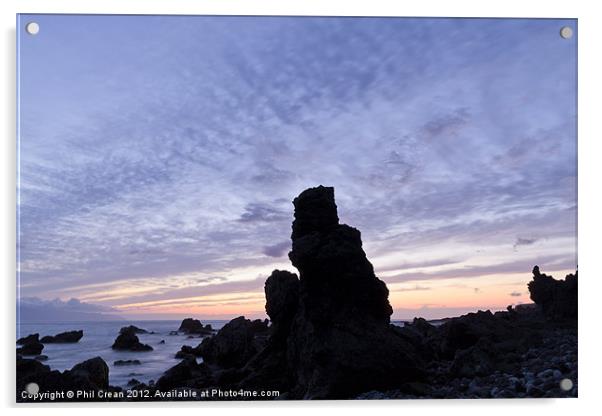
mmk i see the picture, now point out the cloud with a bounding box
[385,254,576,284]
[18,297,122,322]
[238,203,290,223]
[262,241,291,258]
[392,285,431,292]
[509,291,522,297]
[513,237,538,250]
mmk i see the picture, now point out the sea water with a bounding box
[17,320,226,388]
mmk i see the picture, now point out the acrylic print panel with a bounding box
[16,15,577,402]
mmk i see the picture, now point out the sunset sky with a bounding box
[18,15,577,321]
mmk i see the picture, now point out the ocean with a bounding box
[17,320,228,388]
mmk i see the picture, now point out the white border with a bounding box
[2,1,600,414]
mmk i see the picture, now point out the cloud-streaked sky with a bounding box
[18,15,577,320]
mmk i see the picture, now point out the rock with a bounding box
[17,333,39,345]
[283,186,423,398]
[156,357,214,390]
[159,340,165,344]
[526,384,544,398]
[264,270,299,343]
[69,357,110,390]
[17,356,110,402]
[114,359,142,366]
[169,331,179,336]
[450,340,496,377]
[197,316,269,368]
[17,340,44,356]
[111,328,153,351]
[119,325,148,335]
[40,330,83,343]
[178,318,214,335]
[528,266,577,319]
[175,344,202,359]
[127,378,141,387]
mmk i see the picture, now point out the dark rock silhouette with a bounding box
[16,334,44,356]
[196,316,269,368]
[40,330,83,343]
[283,186,423,398]
[111,326,153,351]
[178,318,214,335]
[114,359,142,366]
[17,356,110,402]
[119,325,148,335]
[156,357,214,391]
[17,333,39,345]
[528,266,578,319]
[264,270,299,343]
[289,186,393,323]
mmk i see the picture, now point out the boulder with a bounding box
[17,333,39,345]
[114,359,142,366]
[197,316,269,368]
[264,270,299,343]
[40,330,83,343]
[17,356,110,402]
[156,356,214,390]
[119,325,148,335]
[528,266,578,319]
[69,357,110,390]
[111,328,153,351]
[178,318,214,335]
[17,340,44,356]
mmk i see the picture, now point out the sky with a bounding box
[17,15,577,321]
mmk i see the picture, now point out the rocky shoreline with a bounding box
[17,186,577,401]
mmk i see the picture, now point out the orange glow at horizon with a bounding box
[109,268,575,320]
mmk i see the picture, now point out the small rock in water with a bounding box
[114,359,142,366]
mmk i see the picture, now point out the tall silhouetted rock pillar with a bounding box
[285,185,422,398]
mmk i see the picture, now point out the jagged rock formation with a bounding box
[528,266,578,319]
[282,186,423,398]
[178,318,214,335]
[119,325,148,334]
[16,333,44,356]
[111,326,153,351]
[196,317,269,368]
[17,356,110,402]
[40,330,83,343]
[17,333,39,345]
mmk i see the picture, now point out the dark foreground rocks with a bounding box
[17,333,39,345]
[111,326,153,351]
[359,307,577,399]
[17,356,113,402]
[528,266,577,319]
[16,333,44,356]
[41,330,83,343]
